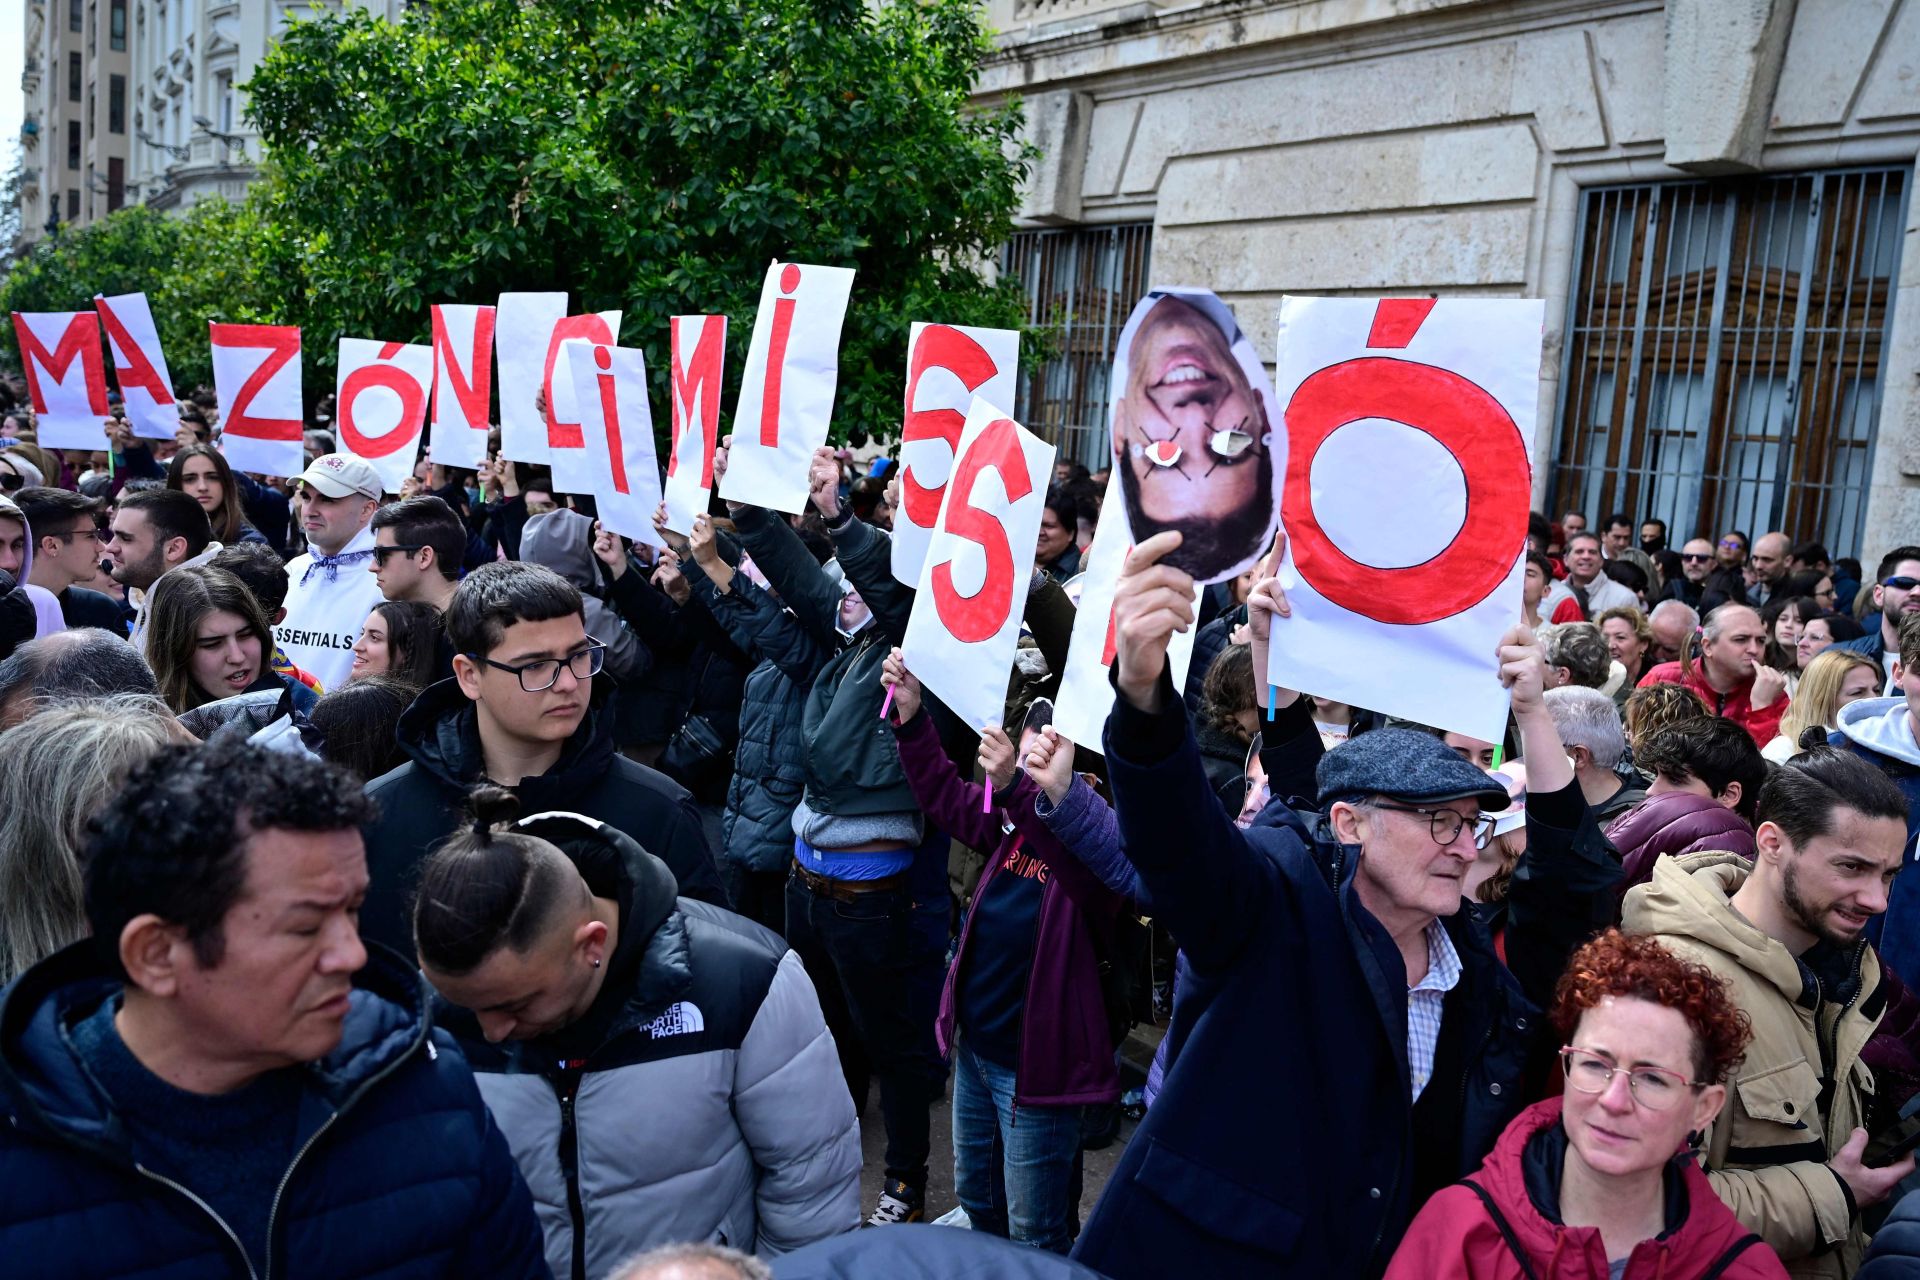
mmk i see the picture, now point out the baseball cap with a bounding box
[299,453,384,501]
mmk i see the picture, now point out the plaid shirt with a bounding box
[1406,919,1462,1102]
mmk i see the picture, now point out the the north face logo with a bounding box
[644,1001,705,1038]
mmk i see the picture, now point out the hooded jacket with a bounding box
[0,940,548,1280]
[1385,1098,1785,1280]
[0,494,67,640]
[358,678,722,953]
[1831,698,1920,980]
[1623,853,1885,1276]
[276,527,372,693]
[1638,661,1788,750]
[437,815,859,1278]
[1606,791,1757,893]
[519,510,648,686]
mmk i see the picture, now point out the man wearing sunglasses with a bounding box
[1624,750,1912,1275]
[1834,546,1920,693]
[10,487,125,637]
[357,560,721,954]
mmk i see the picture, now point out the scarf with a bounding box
[301,548,376,585]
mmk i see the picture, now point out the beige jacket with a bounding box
[1623,851,1882,1278]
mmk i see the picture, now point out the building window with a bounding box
[67,121,81,170]
[110,0,126,50]
[1000,223,1155,469]
[1551,168,1908,558]
[88,1,97,55]
[67,189,79,219]
[217,73,235,134]
[70,0,82,32]
[108,157,125,211]
[87,89,95,139]
[68,51,81,102]
[109,75,125,134]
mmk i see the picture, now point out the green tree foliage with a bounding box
[244,0,1031,440]
[0,200,288,394]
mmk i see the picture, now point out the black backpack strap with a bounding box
[1458,1179,1542,1280]
[1701,1233,1765,1280]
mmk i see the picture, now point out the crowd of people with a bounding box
[6,377,1920,1280]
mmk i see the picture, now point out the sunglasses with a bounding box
[1680,552,1713,563]
[1885,577,1920,592]
[1719,539,1745,549]
[371,543,428,566]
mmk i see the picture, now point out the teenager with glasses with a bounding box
[358,560,721,954]
[1386,930,1785,1279]
[8,487,125,636]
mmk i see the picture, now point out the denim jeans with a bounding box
[785,871,943,1190]
[951,1039,1083,1253]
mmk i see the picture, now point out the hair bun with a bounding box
[467,784,522,836]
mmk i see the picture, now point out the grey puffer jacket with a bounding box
[437,815,859,1278]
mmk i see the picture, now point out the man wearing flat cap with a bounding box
[1070,532,1615,1280]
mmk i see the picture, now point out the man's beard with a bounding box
[1782,858,1862,949]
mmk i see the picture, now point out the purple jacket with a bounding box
[893,711,1123,1107]
[1605,789,1756,892]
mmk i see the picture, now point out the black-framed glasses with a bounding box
[1680,552,1713,563]
[371,544,429,566]
[467,640,606,692]
[1560,1047,1704,1110]
[1368,802,1496,849]
[49,526,109,544]
[1883,576,1920,592]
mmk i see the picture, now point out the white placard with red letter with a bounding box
[495,292,567,464]
[94,293,178,441]
[664,314,725,535]
[210,323,304,478]
[10,311,110,449]
[902,398,1054,734]
[335,338,433,496]
[429,303,496,469]
[719,260,855,514]
[1052,480,1202,751]
[564,340,666,551]
[1266,296,1542,742]
[542,311,622,493]
[893,323,1020,586]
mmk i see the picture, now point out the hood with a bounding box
[1621,852,1805,1002]
[0,494,63,641]
[1838,696,1920,768]
[0,937,432,1160]
[394,675,615,803]
[518,508,600,591]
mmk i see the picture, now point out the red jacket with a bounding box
[1385,1098,1787,1280]
[1637,661,1787,749]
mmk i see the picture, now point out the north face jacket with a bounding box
[436,816,860,1278]
[1624,852,1885,1276]
[0,940,548,1280]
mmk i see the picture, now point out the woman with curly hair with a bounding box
[1386,930,1785,1279]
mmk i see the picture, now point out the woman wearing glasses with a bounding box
[1387,928,1786,1279]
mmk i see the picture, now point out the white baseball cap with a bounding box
[299,453,384,501]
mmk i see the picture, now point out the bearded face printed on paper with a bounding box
[1113,294,1277,583]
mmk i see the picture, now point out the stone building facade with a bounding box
[17,0,134,251]
[980,0,1920,559]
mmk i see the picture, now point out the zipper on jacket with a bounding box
[134,1163,259,1280]
[1816,941,1869,1111]
[557,1080,588,1280]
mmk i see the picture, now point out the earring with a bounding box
[592,958,601,969]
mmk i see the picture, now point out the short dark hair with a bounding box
[311,676,416,783]
[847,476,888,522]
[1602,559,1648,596]
[446,560,582,657]
[1528,511,1552,547]
[210,542,292,615]
[0,630,157,717]
[1782,569,1832,603]
[1758,746,1909,849]
[412,786,581,976]
[1567,530,1602,552]
[1637,717,1769,823]
[84,738,373,974]
[1604,513,1632,533]
[1042,485,1077,532]
[1877,546,1920,581]
[1788,541,1831,569]
[12,485,100,542]
[1641,518,1668,537]
[370,495,466,583]
[1525,550,1554,581]
[116,488,213,559]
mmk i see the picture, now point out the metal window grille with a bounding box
[999,223,1154,471]
[1549,168,1909,556]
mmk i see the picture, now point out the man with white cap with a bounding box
[276,453,386,691]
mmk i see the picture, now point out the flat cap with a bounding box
[1315,727,1512,812]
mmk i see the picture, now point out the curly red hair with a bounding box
[1551,929,1752,1084]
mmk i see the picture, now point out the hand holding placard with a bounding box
[880,647,923,725]
[978,726,1019,793]
[1110,531,1199,714]
[809,446,841,518]
[1023,726,1076,806]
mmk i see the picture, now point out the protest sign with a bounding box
[1052,479,1202,750]
[564,341,665,550]
[901,399,1054,733]
[336,338,433,495]
[10,311,109,450]
[495,292,566,463]
[542,312,622,494]
[892,323,1020,586]
[429,303,496,469]
[719,261,855,513]
[210,323,304,478]
[94,293,178,441]
[663,314,725,535]
[1266,296,1541,742]
[1106,288,1281,587]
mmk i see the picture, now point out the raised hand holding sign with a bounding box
[564,341,666,550]
[892,322,1019,585]
[664,315,726,535]
[94,293,178,441]
[428,303,496,469]
[336,338,433,495]
[10,311,109,450]
[210,322,304,478]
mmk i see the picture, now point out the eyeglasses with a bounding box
[371,544,428,566]
[50,526,109,544]
[1560,1047,1704,1110]
[1883,576,1920,592]
[1680,552,1713,563]
[467,640,606,692]
[1368,802,1496,849]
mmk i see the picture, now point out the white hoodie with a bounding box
[1835,695,1920,768]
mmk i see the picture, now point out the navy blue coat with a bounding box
[1072,677,1543,1280]
[0,941,551,1280]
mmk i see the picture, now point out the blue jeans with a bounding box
[951,1039,1082,1253]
